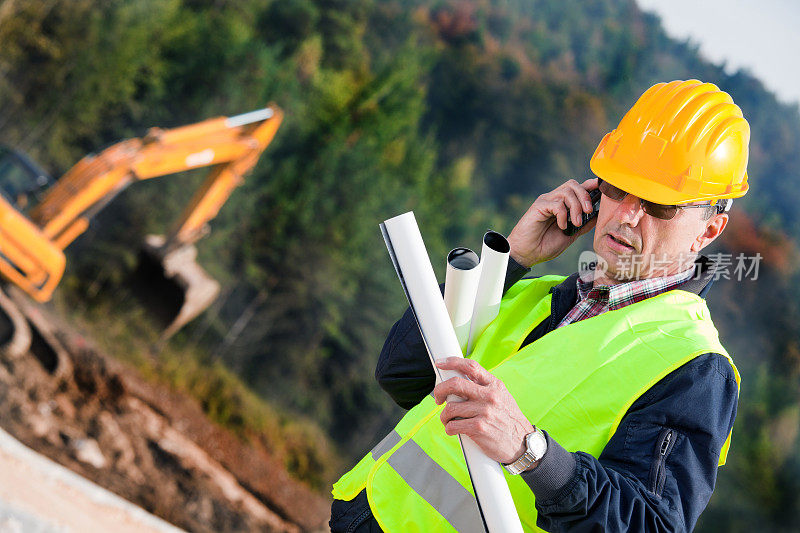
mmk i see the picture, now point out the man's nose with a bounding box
[615,193,646,226]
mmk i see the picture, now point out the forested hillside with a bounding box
[1,0,799,530]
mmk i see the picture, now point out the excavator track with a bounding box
[2,286,73,380]
[0,287,31,359]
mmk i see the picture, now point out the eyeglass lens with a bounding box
[597,179,678,220]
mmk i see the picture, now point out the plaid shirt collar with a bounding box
[577,266,695,308]
[557,265,695,328]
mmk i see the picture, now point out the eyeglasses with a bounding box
[597,178,718,220]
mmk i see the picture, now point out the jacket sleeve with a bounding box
[375,256,530,409]
[522,353,739,532]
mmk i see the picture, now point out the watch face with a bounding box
[527,430,547,461]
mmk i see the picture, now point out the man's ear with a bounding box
[692,213,729,252]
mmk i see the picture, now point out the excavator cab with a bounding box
[0,147,65,357]
[0,145,54,211]
[0,146,66,302]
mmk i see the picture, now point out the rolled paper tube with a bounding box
[444,247,481,355]
[380,212,523,533]
[466,231,510,356]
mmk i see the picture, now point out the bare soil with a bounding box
[0,299,330,532]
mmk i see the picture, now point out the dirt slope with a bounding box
[0,297,330,532]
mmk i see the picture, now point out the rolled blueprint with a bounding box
[380,212,523,533]
[444,248,481,355]
[466,231,510,355]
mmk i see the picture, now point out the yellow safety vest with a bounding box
[333,276,739,532]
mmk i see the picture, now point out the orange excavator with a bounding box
[0,105,283,355]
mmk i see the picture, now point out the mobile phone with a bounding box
[563,188,601,236]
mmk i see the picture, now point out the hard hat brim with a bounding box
[590,156,748,205]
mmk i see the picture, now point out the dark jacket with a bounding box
[374,255,738,532]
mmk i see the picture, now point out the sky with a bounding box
[636,0,800,106]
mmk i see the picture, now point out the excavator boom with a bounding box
[30,106,282,252]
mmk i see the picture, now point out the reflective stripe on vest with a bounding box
[371,430,401,460]
[333,275,738,532]
[387,438,484,533]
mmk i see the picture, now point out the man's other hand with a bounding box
[507,177,598,267]
[433,357,534,465]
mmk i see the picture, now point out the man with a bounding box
[330,79,748,532]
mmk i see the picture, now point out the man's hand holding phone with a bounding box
[507,178,599,268]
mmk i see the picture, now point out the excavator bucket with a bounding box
[133,235,220,340]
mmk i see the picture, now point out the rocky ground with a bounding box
[0,292,330,532]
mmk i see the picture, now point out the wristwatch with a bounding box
[503,427,548,475]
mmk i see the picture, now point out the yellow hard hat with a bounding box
[590,79,750,205]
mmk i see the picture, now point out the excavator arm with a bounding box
[0,106,282,343]
[30,106,282,252]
